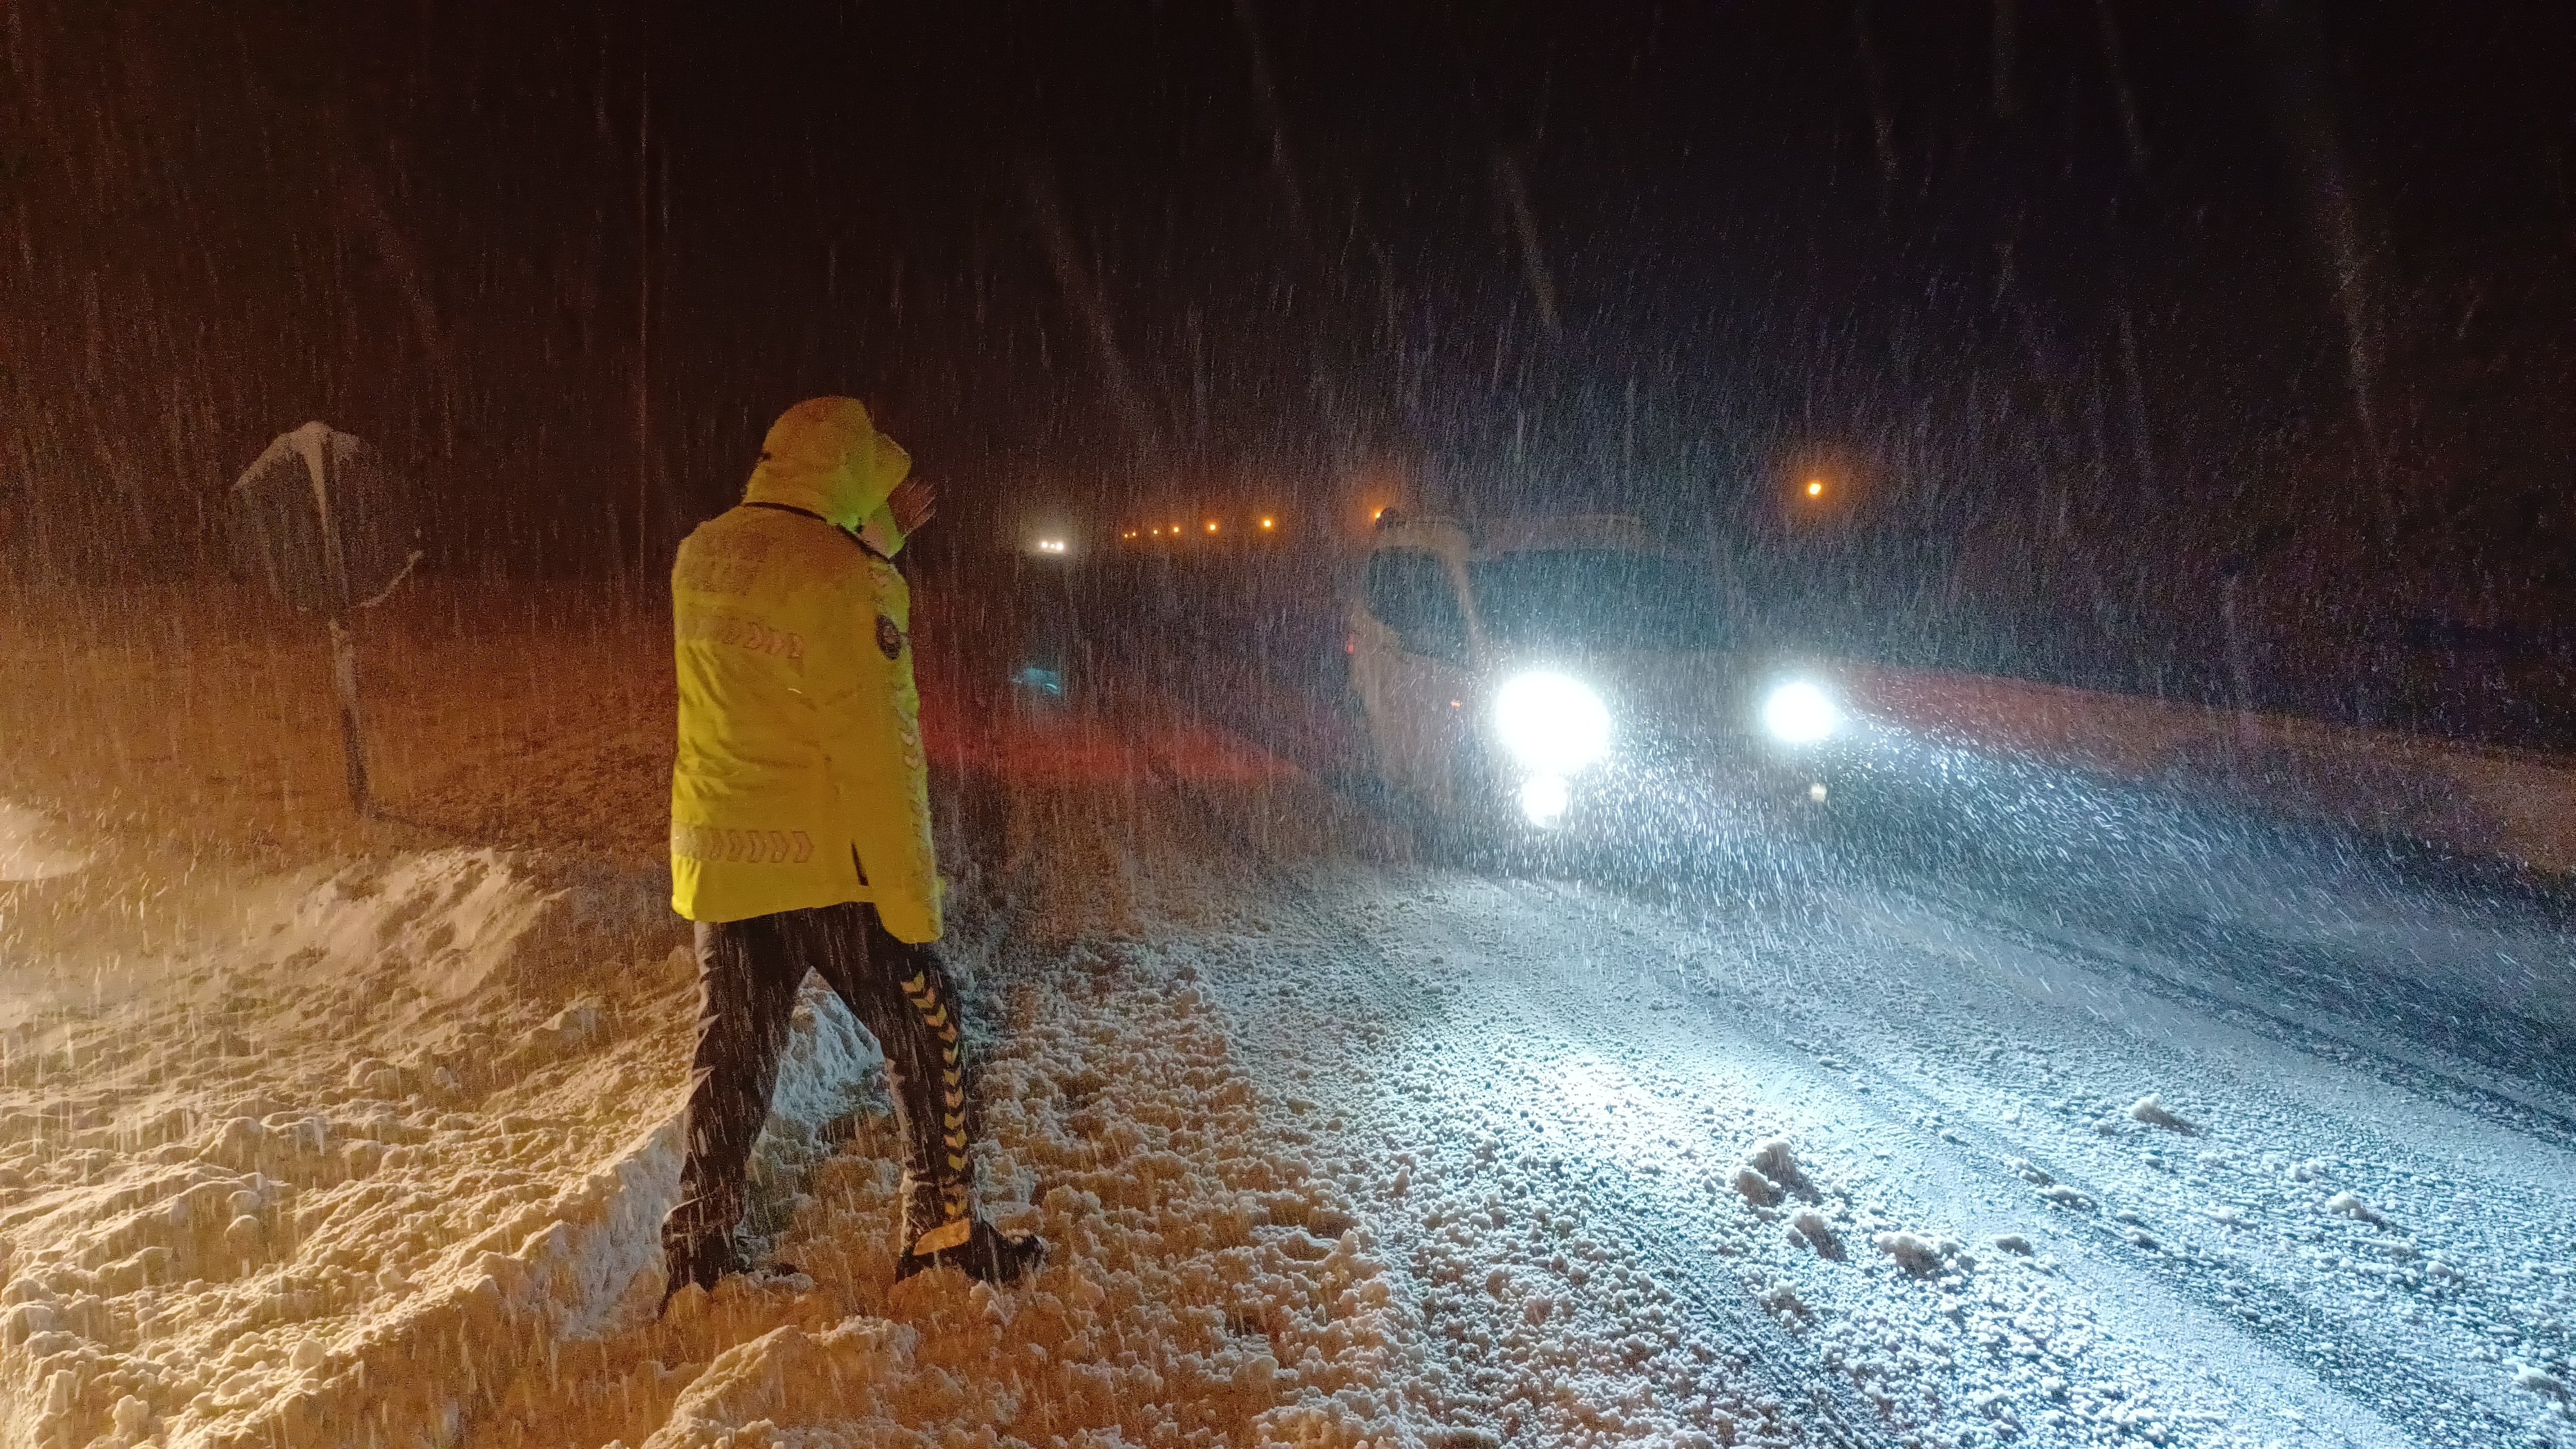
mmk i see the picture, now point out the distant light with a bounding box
[1260,516,1276,530]
[1518,775,1571,829]
[1371,507,1386,521]
[1034,538,1067,554]
[1206,520,1220,533]
[1806,478,1824,497]
[1761,681,1839,745]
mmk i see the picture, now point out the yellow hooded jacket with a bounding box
[668,397,942,940]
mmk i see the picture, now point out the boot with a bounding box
[895,1216,1049,1285]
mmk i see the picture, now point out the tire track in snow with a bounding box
[1088,668,2574,1445]
[1908,887,2576,1146]
[1215,894,1886,1447]
[1135,682,2238,1444]
[1321,866,2290,1448]
[1133,751,1892,1446]
[1531,874,2570,1447]
[1815,888,2571,1448]
[1135,680,2302,1444]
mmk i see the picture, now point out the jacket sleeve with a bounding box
[857,503,908,559]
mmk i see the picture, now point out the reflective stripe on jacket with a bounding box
[668,397,940,940]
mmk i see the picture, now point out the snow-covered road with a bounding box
[1078,560,2576,1445]
[1129,723,2576,1448]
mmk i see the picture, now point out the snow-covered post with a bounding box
[324,616,372,815]
[231,422,419,819]
[290,423,375,815]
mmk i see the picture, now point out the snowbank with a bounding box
[0,844,703,1445]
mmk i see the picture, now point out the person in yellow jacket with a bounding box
[663,396,1043,1294]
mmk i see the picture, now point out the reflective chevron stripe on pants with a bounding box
[663,900,976,1270]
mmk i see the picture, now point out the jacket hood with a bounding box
[742,397,912,531]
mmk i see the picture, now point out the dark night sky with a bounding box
[5,1,2570,668]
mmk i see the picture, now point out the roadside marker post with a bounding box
[228,422,422,817]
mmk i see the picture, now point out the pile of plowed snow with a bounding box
[0,761,1457,1446]
[0,840,712,1445]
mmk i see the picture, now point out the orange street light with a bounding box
[1259,516,1276,530]
[1805,478,1825,498]
[1206,520,1220,533]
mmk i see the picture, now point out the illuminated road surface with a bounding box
[1075,568,2576,1448]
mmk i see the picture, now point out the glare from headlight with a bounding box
[1494,672,1612,775]
[1518,774,1570,828]
[1762,680,1839,744]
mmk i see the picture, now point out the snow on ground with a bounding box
[464,732,1437,1447]
[0,838,707,1445]
[3,577,2572,1447]
[1098,660,2576,1445]
[0,582,699,1443]
[1171,845,2575,1446]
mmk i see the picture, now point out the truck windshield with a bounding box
[1469,549,1728,652]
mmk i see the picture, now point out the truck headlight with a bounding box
[1761,680,1839,744]
[1495,671,1611,775]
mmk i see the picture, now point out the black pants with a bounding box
[663,900,973,1269]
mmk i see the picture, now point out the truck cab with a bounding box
[1349,511,1844,848]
